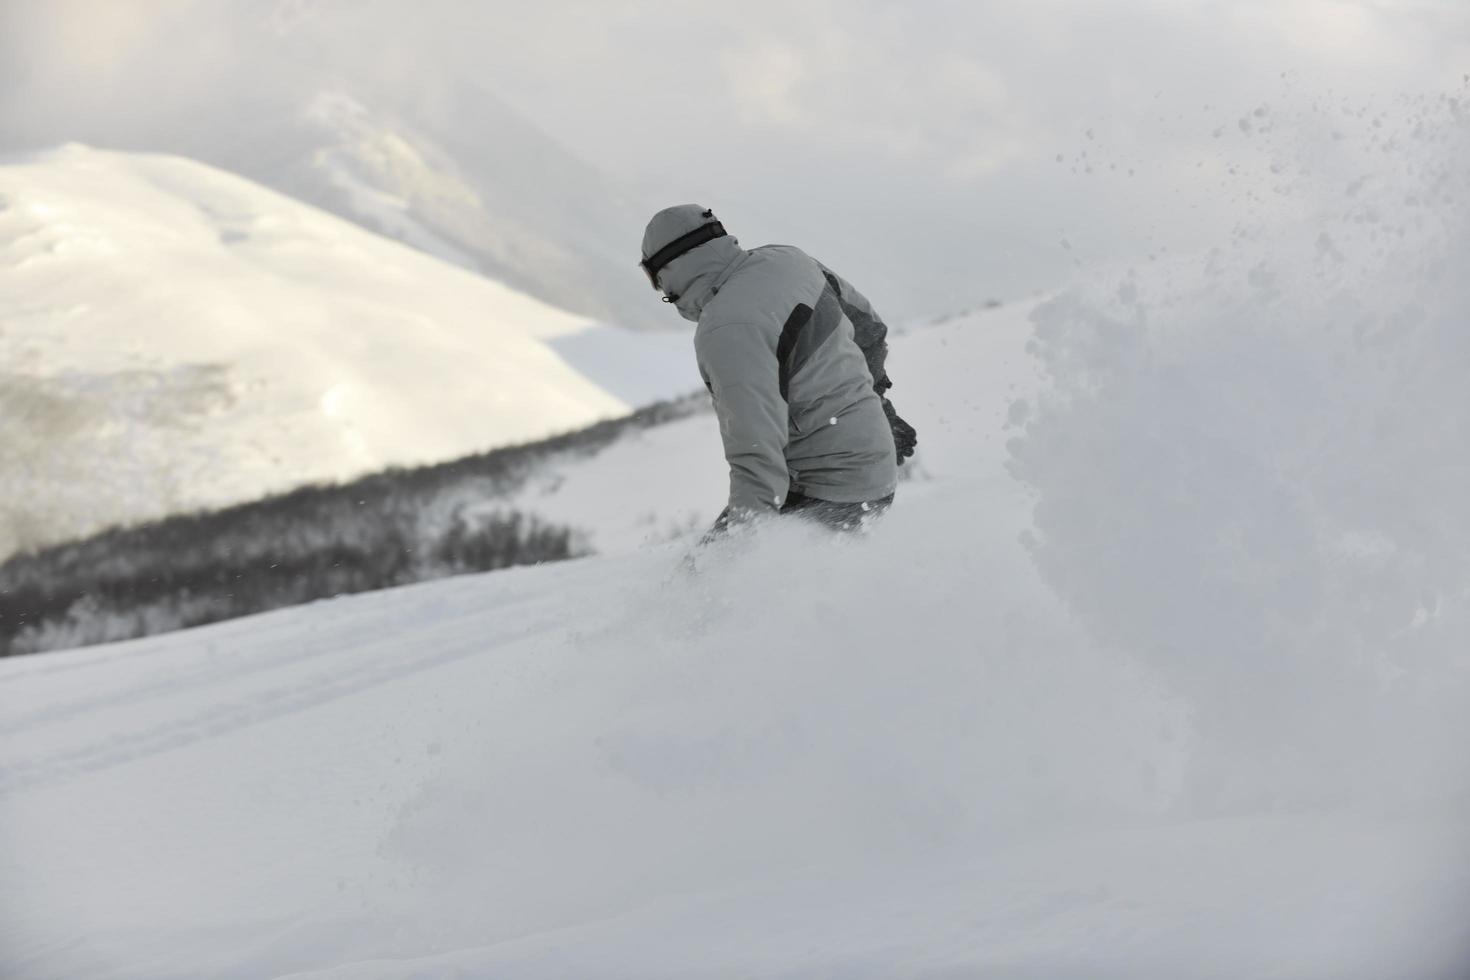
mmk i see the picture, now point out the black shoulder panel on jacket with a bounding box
[776,303,812,401]
[776,286,845,401]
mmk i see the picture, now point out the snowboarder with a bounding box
[639,205,918,537]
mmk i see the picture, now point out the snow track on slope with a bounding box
[0,563,596,796]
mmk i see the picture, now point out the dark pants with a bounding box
[780,490,894,531]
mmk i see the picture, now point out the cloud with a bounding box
[2,0,1463,318]
[725,40,808,129]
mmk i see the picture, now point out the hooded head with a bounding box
[640,204,745,322]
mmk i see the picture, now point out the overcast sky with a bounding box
[2,0,1466,319]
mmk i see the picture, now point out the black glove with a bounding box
[699,506,733,547]
[697,505,759,547]
[883,398,918,465]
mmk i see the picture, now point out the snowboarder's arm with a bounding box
[817,261,892,395]
[817,259,917,465]
[696,322,791,521]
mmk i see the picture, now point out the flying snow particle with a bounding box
[321,384,349,418]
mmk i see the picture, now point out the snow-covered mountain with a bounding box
[0,4,664,330]
[0,146,691,558]
[3,301,1467,979]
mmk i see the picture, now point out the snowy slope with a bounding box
[0,146,692,557]
[3,300,1468,979]
[2,536,1464,980]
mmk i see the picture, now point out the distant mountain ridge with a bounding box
[269,83,664,331]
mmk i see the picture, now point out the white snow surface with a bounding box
[4,97,1470,978]
[0,146,692,556]
[4,294,1469,976]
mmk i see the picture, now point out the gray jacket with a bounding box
[648,214,899,517]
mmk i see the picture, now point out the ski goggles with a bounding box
[639,217,727,291]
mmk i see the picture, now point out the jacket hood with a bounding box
[641,204,746,322]
[662,236,745,322]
